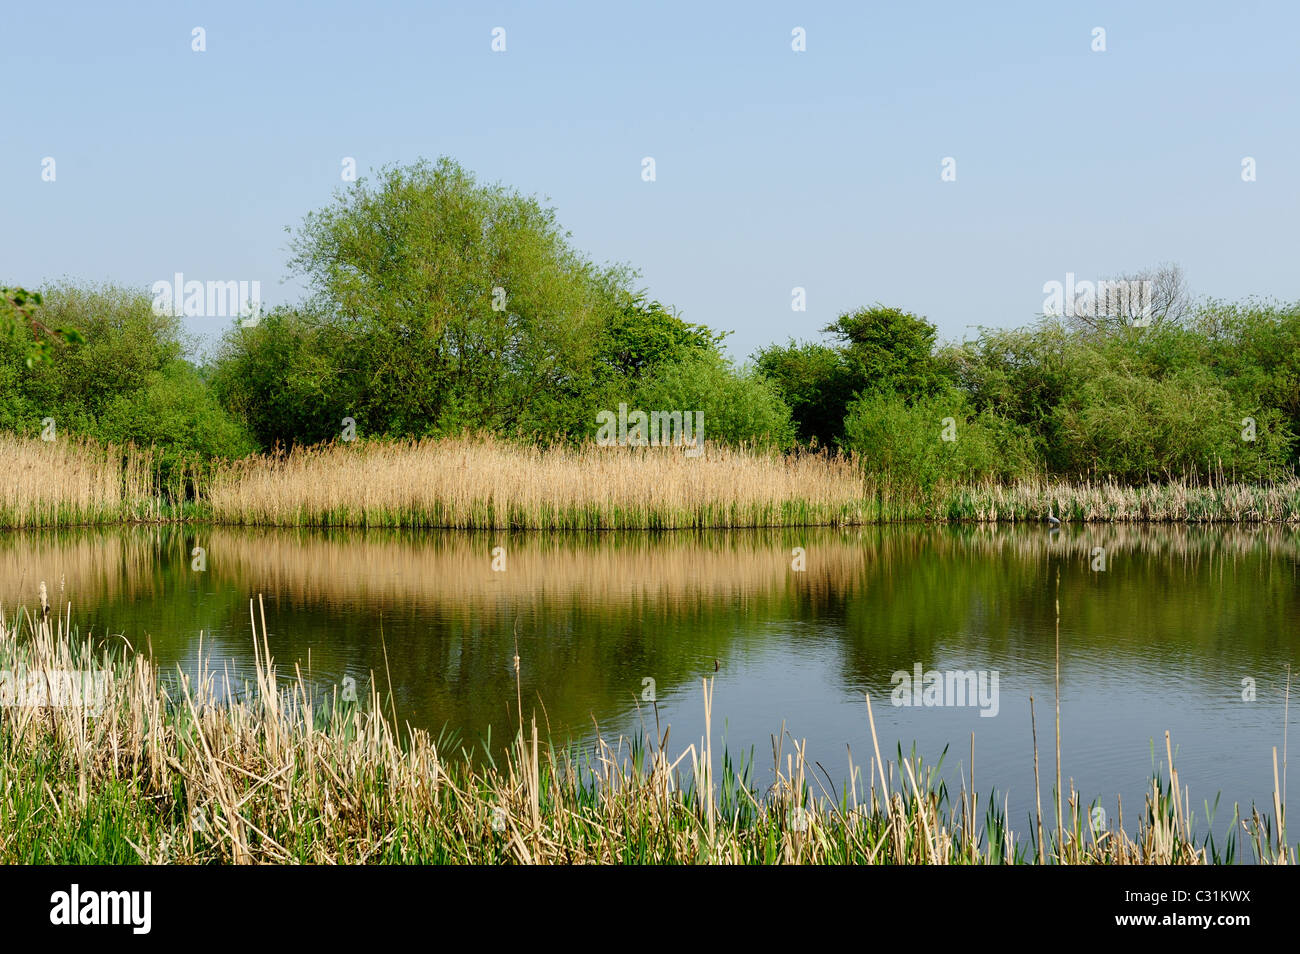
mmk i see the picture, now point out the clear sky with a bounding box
[3,1,1297,361]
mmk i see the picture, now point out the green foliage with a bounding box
[278,156,632,440]
[98,362,258,478]
[753,341,855,447]
[949,305,1300,482]
[756,305,952,448]
[215,160,757,450]
[209,306,354,448]
[630,351,797,449]
[11,172,1300,493]
[0,282,254,484]
[595,295,721,382]
[1053,363,1291,480]
[1191,299,1300,443]
[843,389,1038,493]
[940,321,1073,469]
[0,285,85,367]
[825,305,951,400]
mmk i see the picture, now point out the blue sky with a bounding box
[3,0,1296,360]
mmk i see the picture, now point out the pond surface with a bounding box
[3,524,1296,844]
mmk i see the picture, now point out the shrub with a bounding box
[843,389,1037,493]
[629,351,797,450]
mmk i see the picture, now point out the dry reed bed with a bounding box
[206,437,869,529]
[0,597,1289,864]
[6,431,1300,529]
[0,434,155,528]
[932,477,1300,524]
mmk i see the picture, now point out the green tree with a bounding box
[209,305,356,448]
[280,156,631,439]
[753,341,855,447]
[1053,364,1291,480]
[753,305,949,449]
[595,295,720,382]
[98,362,258,478]
[826,305,950,401]
[0,282,254,482]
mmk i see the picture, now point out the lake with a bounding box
[2,523,1295,844]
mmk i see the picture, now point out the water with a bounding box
[3,523,1296,843]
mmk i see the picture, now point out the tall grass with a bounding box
[879,475,1300,524]
[207,435,870,530]
[7,430,1300,529]
[0,595,1289,864]
[0,434,158,528]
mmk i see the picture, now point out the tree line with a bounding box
[3,157,1297,489]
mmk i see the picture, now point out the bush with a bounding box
[843,389,1037,493]
[753,341,856,447]
[0,282,255,486]
[628,351,797,450]
[1053,364,1292,481]
[755,305,952,448]
[98,362,257,478]
[208,306,355,448]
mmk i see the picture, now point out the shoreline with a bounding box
[2,604,1289,865]
[5,432,1300,530]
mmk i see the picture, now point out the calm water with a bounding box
[3,524,1297,841]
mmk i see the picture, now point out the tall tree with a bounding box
[283,157,630,438]
[824,305,947,400]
